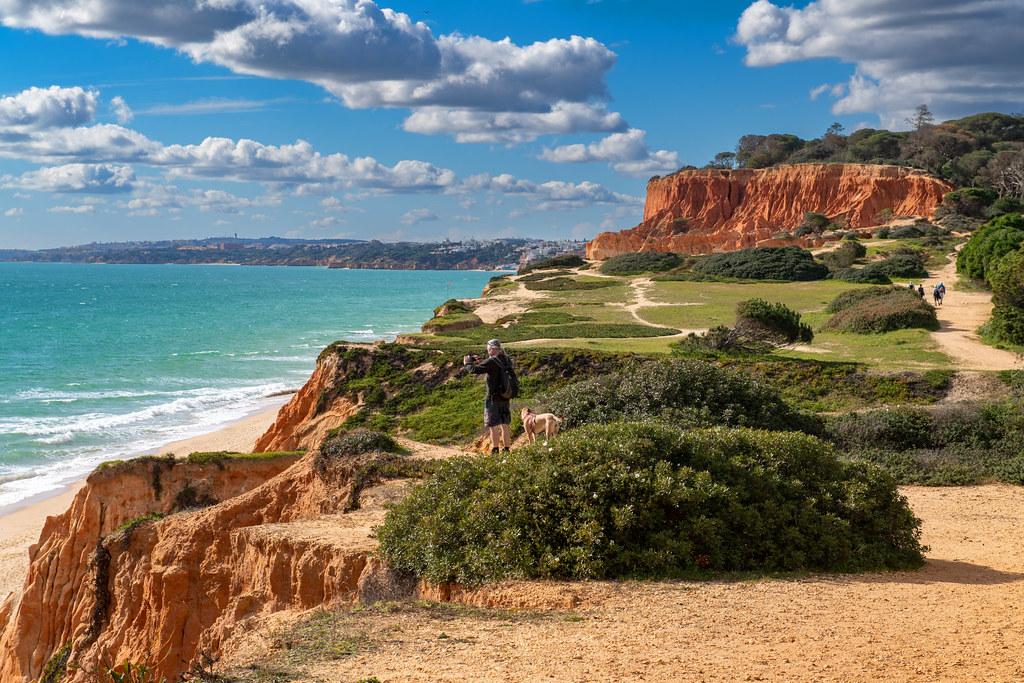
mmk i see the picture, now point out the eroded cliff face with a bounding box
[0,345,588,682]
[0,453,301,682]
[254,349,362,452]
[586,164,954,259]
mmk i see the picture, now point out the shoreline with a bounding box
[0,398,289,599]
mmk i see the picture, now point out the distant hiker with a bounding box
[939,282,947,298]
[908,282,916,292]
[918,284,925,298]
[933,285,943,306]
[464,339,519,454]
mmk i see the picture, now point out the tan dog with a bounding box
[521,407,563,443]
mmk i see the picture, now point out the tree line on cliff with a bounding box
[696,110,1024,201]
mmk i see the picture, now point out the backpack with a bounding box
[497,356,520,400]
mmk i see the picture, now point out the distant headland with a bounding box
[0,236,585,271]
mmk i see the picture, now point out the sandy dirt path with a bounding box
[919,254,1022,371]
[257,485,1024,683]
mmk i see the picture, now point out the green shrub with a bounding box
[523,277,616,291]
[956,213,1024,280]
[828,407,935,451]
[377,422,924,584]
[988,247,1024,308]
[823,287,938,333]
[832,264,892,284]
[987,247,1024,342]
[540,358,820,434]
[943,187,998,218]
[820,241,867,270]
[988,196,1024,218]
[800,211,832,232]
[826,286,893,313]
[422,312,483,334]
[830,401,1024,485]
[735,298,813,344]
[874,254,928,279]
[890,225,924,239]
[598,251,682,275]
[987,305,1024,345]
[433,299,472,316]
[516,269,573,283]
[40,643,72,683]
[692,247,828,281]
[874,228,891,239]
[518,254,585,275]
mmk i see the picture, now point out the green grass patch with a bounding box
[516,269,574,283]
[114,511,166,535]
[524,276,617,291]
[185,450,303,466]
[421,312,483,333]
[777,329,949,370]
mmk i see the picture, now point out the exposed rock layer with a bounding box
[586,164,953,259]
[254,350,361,452]
[0,454,300,682]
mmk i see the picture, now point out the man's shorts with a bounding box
[484,398,512,427]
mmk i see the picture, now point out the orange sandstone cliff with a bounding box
[586,164,954,259]
[0,345,522,682]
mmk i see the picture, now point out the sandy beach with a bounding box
[0,401,287,599]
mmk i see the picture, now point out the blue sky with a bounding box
[0,0,1020,249]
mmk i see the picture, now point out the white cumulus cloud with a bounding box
[735,0,1024,128]
[400,208,439,225]
[110,96,133,123]
[0,85,97,130]
[540,129,679,176]
[5,163,135,193]
[0,1,620,142]
[48,204,95,214]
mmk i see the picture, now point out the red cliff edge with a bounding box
[586,164,953,259]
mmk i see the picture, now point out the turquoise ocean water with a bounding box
[0,262,497,512]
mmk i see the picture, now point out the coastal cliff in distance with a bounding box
[586,164,954,259]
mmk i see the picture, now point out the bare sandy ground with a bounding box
[0,403,285,600]
[244,485,1024,683]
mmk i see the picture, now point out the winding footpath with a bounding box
[921,252,1022,371]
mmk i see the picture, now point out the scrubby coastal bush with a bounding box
[518,254,585,274]
[523,276,616,291]
[985,248,1024,344]
[826,287,891,313]
[873,254,929,279]
[378,422,924,584]
[832,263,892,284]
[679,300,813,355]
[828,402,1024,485]
[598,251,682,275]
[956,213,1024,280]
[692,247,829,281]
[820,241,867,270]
[890,225,924,239]
[824,287,938,333]
[540,358,820,434]
[736,299,813,344]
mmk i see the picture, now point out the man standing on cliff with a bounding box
[464,339,517,454]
